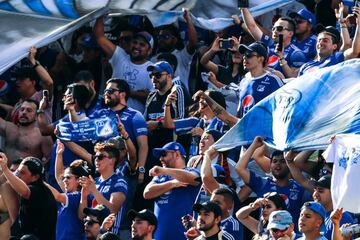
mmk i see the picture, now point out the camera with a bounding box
[219,39,234,49]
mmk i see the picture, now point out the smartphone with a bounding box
[276,34,283,52]
[219,39,234,49]
[238,0,249,8]
[43,90,49,98]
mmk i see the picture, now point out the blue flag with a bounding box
[214,59,360,151]
[57,117,119,142]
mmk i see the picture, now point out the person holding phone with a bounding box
[240,8,306,78]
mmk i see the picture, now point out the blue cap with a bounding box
[267,210,293,230]
[81,33,99,49]
[302,201,326,233]
[239,42,268,59]
[147,61,174,77]
[153,142,186,158]
[135,31,154,48]
[289,8,316,27]
[211,164,226,183]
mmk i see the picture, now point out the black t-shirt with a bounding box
[11,180,57,240]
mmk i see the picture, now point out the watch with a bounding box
[138,166,146,174]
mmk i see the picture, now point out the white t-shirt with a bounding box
[322,134,360,213]
[110,46,154,113]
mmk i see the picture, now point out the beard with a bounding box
[105,98,119,108]
[18,119,35,126]
[272,167,290,180]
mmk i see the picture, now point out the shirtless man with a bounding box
[0,99,52,164]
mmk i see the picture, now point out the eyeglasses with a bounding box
[104,88,120,95]
[244,52,259,58]
[157,34,172,40]
[149,72,168,79]
[272,26,291,32]
[84,219,100,226]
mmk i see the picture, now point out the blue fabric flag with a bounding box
[57,117,119,142]
[214,59,360,151]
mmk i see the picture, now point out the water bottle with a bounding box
[189,136,201,158]
[340,224,360,236]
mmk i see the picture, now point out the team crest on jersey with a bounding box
[257,85,265,92]
[102,185,110,193]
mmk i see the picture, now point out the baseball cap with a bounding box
[128,209,158,227]
[83,204,110,224]
[193,201,222,218]
[289,8,316,27]
[81,33,99,49]
[135,31,154,48]
[211,164,226,183]
[22,157,44,176]
[317,26,340,44]
[267,210,293,230]
[302,201,326,221]
[239,42,268,59]
[153,142,186,158]
[314,175,331,189]
[147,61,174,77]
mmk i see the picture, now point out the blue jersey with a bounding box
[292,34,317,60]
[261,34,306,73]
[90,107,148,145]
[174,117,224,135]
[298,52,345,76]
[238,72,283,118]
[221,216,243,240]
[86,95,106,116]
[89,174,128,234]
[324,210,354,239]
[153,167,201,240]
[56,192,85,240]
[248,171,312,231]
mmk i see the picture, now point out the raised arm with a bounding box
[55,140,66,192]
[162,91,176,129]
[236,198,264,234]
[336,3,352,51]
[183,9,198,54]
[44,182,67,204]
[0,153,31,199]
[240,8,263,41]
[284,151,314,194]
[149,166,199,186]
[28,47,54,99]
[143,179,187,199]
[236,136,264,184]
[37,96,55,136]
[63,141,93,166]
[344,6,360,60]
[201,147,220,193]
[193,90,238,127]
[93,16,117,58]
[200,37,221,74]
[117,115,137,172]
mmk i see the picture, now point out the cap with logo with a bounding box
[267,210,293,230]
[289,8,316,27]
[153,142,186,158]
[239,42,268,59]
[147,61,174,77]
[193,201,222,218]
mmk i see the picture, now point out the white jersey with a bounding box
[322,134,360,213]
[110,46,154,113]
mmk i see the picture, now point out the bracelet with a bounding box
[121,135,130,140]
[165,104,171,107]
[280,59,288,67]
[36,109,45,115]
[279,57,285,61]
[32,60,40,69]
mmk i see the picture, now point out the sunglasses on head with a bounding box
[149,72,168,79]
[84,219,100,226]
[272,26,290,32]
[104,88,120,95]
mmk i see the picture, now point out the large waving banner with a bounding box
[214,59,360,152]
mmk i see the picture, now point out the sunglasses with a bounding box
[272,26,291,32]
[149,72,168,79]
[84,219,100,226]
[104,88,120,95]
[270,228,288,233]
[160,150,175,157]
[157,34,172,40]
[244,52,259,58]
[93,153,107,161]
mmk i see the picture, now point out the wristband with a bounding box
[33,60,40,69]
[121,135,130,140]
